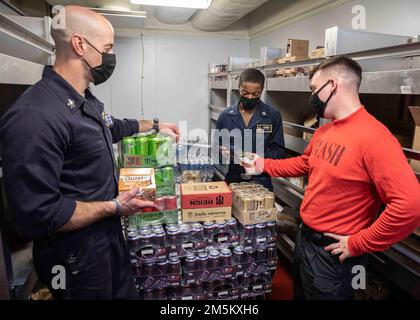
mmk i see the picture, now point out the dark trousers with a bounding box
[293,227,368,300]
[33,218,137,300]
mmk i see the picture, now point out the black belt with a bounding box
[300,224,338,247]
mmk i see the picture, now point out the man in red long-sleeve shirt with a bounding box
[244,56,420,300]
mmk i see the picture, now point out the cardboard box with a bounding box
[408,106,420,172]
[276,55,309,65]
[303,116,318,141]
[118,168,156,202]
[233,207,277,225]
[181,181,232,223]
[286,39,309,57]
[309,47,325,58]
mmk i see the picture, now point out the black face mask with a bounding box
[309,80,335,118]
[83,38,116,85]
[240,96,260,111]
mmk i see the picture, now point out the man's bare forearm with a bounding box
[57,201,116,233]
[138,120,153,133]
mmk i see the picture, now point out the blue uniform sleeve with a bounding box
[0,106,76,238]
[213,113,236,164]
[264,111,285,159]
[109,118,139,143]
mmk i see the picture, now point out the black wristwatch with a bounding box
[152,118,159,133]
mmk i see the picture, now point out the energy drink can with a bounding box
[168,256,181,274]
[220,248,232,267]
[138,229,155,259]
[191,223,204,241]
[242,196,255,211]
[215,221,229,245]
[203,221,215,241]
[154,168,163,186]
[144,260,156,276]
[185,253,198,272]
[226,218,237,232]
[122,137,137,155]
[162,166,174,183]
[265,221,276,238]
[255,223,267,243]
[243,224,255,240]
[156,258,168,275]
[264,192,275,209]
[148,136,163,157]
[166,225,181,247]
[233,246,245,263]
[254,195,264,210]
[135,136,149,156]
[197,252,209,270]
[154,228,167,249]
[165,195,177,210]
[209,250,221,269]
[126,231,140,254]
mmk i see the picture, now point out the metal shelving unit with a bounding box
[0,12,55,300]
[208,29,420,299]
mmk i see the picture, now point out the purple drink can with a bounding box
[209,250,221,269]
[168,256,181,274]
[154,228,167,249]
[220,248,232,267]
[233,246,245,264]
[203,221,215,241]
[243,224,255,240]
[185,253,198,272]
[156,258,168,275]
[197,252,209,270]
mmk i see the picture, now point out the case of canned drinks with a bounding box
[230,182,277,225]
[238,221,277,251]
[126,224,168,262]
[120,134,175,168]
[133,255,182,291]
[239,272,273,300]
[203,219,240,250]
[182,248,236,286]
[155,165,176,197]
[206,279,241,300]
[165,222,206,258]
[231,245,278,278]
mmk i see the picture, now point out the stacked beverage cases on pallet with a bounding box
[120,134,175,168]
[125,217,278,300]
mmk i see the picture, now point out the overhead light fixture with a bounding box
[130,0,211,9]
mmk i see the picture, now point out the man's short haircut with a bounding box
[310,56,363,89]
[239,68,265,88]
